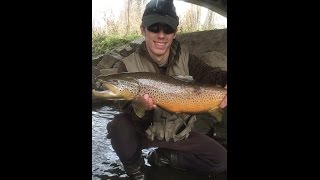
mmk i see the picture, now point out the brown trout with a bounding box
[92,72,227,118]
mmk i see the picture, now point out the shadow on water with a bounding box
[92,103,227,180]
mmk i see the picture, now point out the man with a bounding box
[106,0,227,179]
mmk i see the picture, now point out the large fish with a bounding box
[92,72,227,119]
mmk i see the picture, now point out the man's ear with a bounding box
[140,26,146,36]
[173,32,177,39]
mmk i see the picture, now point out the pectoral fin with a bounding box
[132,103,146,118]
[208,108,224,122]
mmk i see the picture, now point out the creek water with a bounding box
[92,104,154,180]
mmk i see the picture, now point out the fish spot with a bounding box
[192,87,202,94]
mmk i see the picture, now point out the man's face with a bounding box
[141,23,176,57]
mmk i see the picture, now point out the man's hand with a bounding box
[135,94,157,110]
[219,96,227,108]
[219,85,227,108]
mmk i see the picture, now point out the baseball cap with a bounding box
[142,0,179,30]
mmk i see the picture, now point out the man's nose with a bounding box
[157,30,165,37]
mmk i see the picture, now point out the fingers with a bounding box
[143,94,153,110]
[219,95,227,108]
[136,94,156,110]
[144,94,157,110]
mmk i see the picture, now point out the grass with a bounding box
[92,32,141,58]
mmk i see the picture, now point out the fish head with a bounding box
[96,75,140,100]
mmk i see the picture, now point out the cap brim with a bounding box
[142,14,178,30]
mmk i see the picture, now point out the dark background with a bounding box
[1,0,316,179]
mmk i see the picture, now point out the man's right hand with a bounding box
[135,94,157,110]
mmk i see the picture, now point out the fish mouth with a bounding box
[94,79,120,94]
[92,79,125,100]
[92,89,124,100]
[94,79,106,90]
[93,77,140,100]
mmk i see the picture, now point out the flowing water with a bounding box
[92,104,155,180]
[92,105,121,179]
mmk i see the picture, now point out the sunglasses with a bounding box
[147,23,176,34]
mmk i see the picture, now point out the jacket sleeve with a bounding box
[188,54,227,87]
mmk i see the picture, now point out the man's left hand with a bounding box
[219,85,227,108]
[219,95,227,108]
